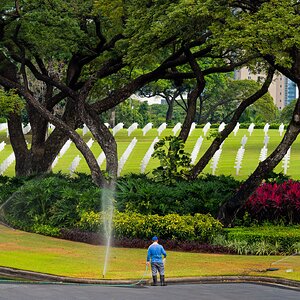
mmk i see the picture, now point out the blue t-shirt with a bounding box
[147,243,167,263]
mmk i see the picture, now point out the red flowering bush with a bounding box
[246,180,300,224]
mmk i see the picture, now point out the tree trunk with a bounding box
[190,68,274,179]
[1,51,83,176]
[22,90,107,187]
[197,95,204,124]
[109,108,116,128]
[165,96,175,123]
[7,113,31,176]
[179,48,206,142]
[82,103,118,179]
[178,88,199,142]
[8,98,79,176]
[218,95,300,226]
[27,105,50,173]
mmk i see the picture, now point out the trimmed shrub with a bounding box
[222,226,300,254]
[77,211,223,243]
[32,224,61,237]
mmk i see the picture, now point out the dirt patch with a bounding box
[0,242,79,257]
[0,243,32,251]
[38,247,81,257]
[0,225,27,236]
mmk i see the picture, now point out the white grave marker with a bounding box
[118,137,137,176]
[241,135,248,147]
[128,123,138,136]
[140,137,159,173]
[157,123,167,136]
[263,123,270,136]
[264,135,270,147]
[233,122,240,136]
[189,122,197,136]
[0,141,6,152]
[0,153,15,175]
[282,148,291,175]
[210,148,222,175]
[97,152,106,167]
[234,146,245,175]
[218,122,226,132]
[190,136,204,165]
[59,139,72,157]
[86,138,94,148]
[51,156,59,169]
[112,123,124,136]
[69,155,81,175]
[82,124,89,136]
[0,123,8,131]
[279,123,285,136]
[22,123,31,135]
[142,123,153,136]
[202,122,211,136]
[172,123,182,136]
[248,123,255,136]
[259,146,268,162]
[49,123,55,132]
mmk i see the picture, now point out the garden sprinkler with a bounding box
[266,267,279,272]
[266,252,299,272]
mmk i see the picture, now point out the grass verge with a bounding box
[0,225,299,281]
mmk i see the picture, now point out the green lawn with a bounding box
[0,127,299,180]
[0,225,299,281]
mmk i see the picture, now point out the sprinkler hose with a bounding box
[0,265,150,287]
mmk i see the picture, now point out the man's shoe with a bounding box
[151,275,158,286]
[160,275,167,286]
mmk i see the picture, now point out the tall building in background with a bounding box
[234,68,297,110]
[285,78,297,106]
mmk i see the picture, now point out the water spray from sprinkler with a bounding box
[101,181,116,278]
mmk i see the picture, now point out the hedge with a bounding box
[77,211,223,243]
[224,226,300,254]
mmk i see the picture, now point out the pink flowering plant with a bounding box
[246,180,300,224]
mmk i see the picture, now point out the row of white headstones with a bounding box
[0,122,290,176]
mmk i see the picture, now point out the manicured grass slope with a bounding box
[0,127,299,179]
[0,225,299,281]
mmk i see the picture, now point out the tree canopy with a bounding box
[0,0,251,184]
[1,0,298,225]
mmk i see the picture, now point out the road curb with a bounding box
[0,266,300,290]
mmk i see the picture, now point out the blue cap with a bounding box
[152,236,158,241]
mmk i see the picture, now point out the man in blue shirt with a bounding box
[146,236,167,286]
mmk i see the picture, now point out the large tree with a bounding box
[212,0,300,225]
[0,0,252,186]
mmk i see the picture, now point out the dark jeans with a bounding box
[151,262,164,276]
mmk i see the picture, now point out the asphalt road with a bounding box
[0,283,299,300]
